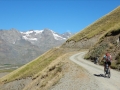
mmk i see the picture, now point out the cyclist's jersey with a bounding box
[104,54,112,62]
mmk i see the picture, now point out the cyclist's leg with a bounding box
[108,61,111,70]
[104,62,106,71]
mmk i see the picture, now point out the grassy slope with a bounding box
[67,6,120,42]
[0,48,65,83]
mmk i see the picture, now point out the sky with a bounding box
[0,0,120,34]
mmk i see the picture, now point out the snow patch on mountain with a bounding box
[50,30,66,40]
[22,36,38,41]
[21,30,43,41]
[21,29,69,41]
[33,30,43,35]
[21,30,43,36]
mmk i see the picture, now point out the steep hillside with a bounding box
[0,49,80,90]
[62,6,120,49]
[85,27,120,69]
[0,47,71,90]
[0,48,65,82]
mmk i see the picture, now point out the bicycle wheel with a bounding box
[104,70,107,77]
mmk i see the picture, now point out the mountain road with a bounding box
[70,51,120,90]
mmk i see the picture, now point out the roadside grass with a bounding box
[67,6,120,42]
[0,48,65,83]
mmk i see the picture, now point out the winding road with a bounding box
[70,51,120,90]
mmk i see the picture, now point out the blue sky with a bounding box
[0,0,120,34]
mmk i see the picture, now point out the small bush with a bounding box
[84,54,90,59]
[99,61,104,65]
[115,52,120,64]
[117,59,120,64]
[56,67,62,72]
[111,62,117,69]
[109,46,114,49]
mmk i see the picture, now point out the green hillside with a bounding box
[67,6,120,42]
[0,48,65,83]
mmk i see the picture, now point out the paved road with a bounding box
[70,51,120,90]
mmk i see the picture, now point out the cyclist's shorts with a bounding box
[105,61,111,66]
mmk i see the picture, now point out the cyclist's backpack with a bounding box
[106,53,112,62]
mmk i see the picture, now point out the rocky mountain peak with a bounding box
[0,29,22,44]
[62,32,73,39]
[42,29,53,36]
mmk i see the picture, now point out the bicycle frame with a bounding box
[104,63,111,78]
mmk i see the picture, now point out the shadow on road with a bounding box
[94,74,105,77]
[94,74,111,79]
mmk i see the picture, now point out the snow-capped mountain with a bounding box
[21,29,73,53]
[0,28,73,65]
[21,29,71,42]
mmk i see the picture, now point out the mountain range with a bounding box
[0,28,73,64]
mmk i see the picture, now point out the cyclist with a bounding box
[101,53,112,72]
[94,56,99,64]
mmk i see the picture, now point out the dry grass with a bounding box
[23,51,80,90]
[0,48,66,83]
[67,6,120,42]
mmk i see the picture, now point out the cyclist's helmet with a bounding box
[106,53,110,56]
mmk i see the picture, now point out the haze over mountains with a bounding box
[0,28,73,65]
